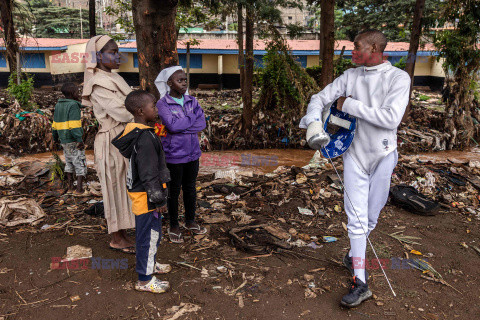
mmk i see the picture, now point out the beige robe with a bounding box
[83,69,134,233]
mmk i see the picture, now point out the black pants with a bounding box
[166,160,199,228]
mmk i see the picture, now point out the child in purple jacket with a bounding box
[156,66,207,243]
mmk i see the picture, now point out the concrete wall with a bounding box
[50,43,88,75]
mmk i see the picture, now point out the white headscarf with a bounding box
[154,66,188,98]
[82,35,113,86]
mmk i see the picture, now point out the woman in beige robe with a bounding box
[82,35,135,253]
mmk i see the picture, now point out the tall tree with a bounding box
[0,0,19,77]
[242,2,254,134]
[403,0,425,122]
[224,0,303,135]
[319,0,335,89]
[434,0,480,149]
[405,0,425,87]
[15,0,92,38]
[336,0,440,41]
[131,0,179,98]
[89,0,96,37]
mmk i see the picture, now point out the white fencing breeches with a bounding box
[343,150,398,282]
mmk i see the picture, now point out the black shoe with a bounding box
[343,253,354,276]
[341,276,372,308]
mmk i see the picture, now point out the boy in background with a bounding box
[52,82,87,196]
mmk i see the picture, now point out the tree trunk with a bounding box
[132,0,179,99]
[403,0,425,123]
[237,3,245,93]
[405,0,425,83]
[89,0,96,37]
[0,0,19,79]
[241,3,254,136]
[319,0,325,65]
[443,69,477,150]
[319,0,335,89]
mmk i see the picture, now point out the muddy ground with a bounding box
[1,88,479,319]
[1,148,480,319]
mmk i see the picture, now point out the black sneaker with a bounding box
[341,276,372,308]
[343,253,354,276]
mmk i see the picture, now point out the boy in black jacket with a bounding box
[112,90,172,293]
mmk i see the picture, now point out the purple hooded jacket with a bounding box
[157,94,206,164]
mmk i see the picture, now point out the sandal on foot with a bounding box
[135,276,170,294]
[154,262,172,274]
[72,190,90,197]
[109,245,136,254]
[167,228,184,243]
[185,224,207,235]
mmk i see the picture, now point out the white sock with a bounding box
[350,234,367,283]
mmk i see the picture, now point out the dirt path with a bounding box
[1,156,479,319]
[0,204,478,319]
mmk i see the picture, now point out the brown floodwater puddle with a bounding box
[1,148,478,175]
[0,149,316,175]
[403,147,480,164]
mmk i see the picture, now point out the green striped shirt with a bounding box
[52,99,83,144]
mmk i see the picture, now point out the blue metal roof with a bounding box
[0,46,68,51]
[119,47,438,56]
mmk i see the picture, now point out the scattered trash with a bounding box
[84,201,104,217]
[307,242,322,249]
[69,295,81,302]
[390,185,440,215]
[215,170,237,181]
[41,224,52,230]
[297,207,313,216]
[289,239,307,247]
[231,209,254,225]
[229,225,292,254]
[225,192,240,201]
[410,249,422,255]
[0,198,46,227]
[62,245,93,262]
[408,258,461,293]
[296,173,307,184]
[322,236,338,243]
[201,212,231,224]
[387,231,422,245]
[264,225,290,240]
[304,274,314,281]
[216,266,228,273]
[164,303,201,320]
[304,288,317,299]
[334,205,342,213]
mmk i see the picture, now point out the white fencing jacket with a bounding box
[300,61,411,174]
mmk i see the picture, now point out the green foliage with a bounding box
[306,6,347,40]
[305,65,322,82]
[306,58,356,86]
[49,152,65,182]
[257,36,319,118]
[335,0,442,41]
[7,72,35,111]
[105,0,135,40]
[394,56,407,70]
[418,94,430,101]
[15,0,97,38]
[334,58,355,77]
[105,0,220,41]
[434,0,480,77]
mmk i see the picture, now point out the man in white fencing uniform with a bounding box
[300,29,411,307]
